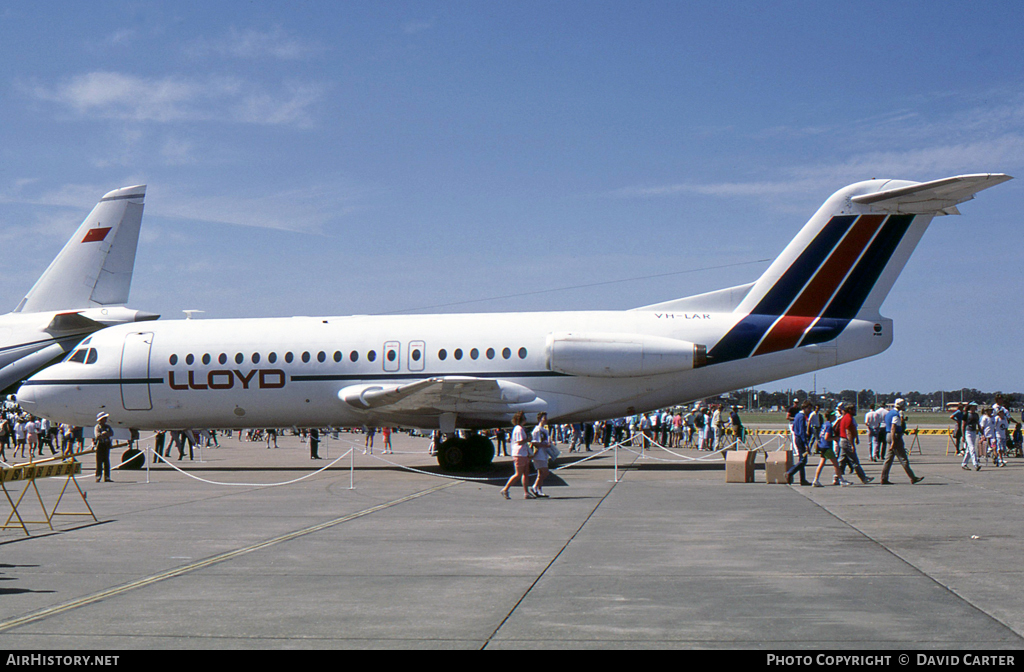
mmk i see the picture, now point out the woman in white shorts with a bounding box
[500,411,535,499]
[530,412,552,498]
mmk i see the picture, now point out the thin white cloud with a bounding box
[184,26,325,60]
[25,71,325,128]
[402,19,435,35]
[614,95,1024,204]
[147,181,369,235]
[0,178,365,237]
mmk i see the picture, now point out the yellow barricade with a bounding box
[1,459,94,536]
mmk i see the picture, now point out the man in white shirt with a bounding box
[865,405,882,461]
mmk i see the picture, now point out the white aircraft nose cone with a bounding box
[16,384,36,410]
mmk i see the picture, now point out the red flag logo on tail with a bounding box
[81,227,111,243]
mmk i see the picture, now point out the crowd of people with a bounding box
[786,399,922,487]
[488,404,745,457]
[5,391,1018,487]
[0,400,86,462]
[947,398,1022,470]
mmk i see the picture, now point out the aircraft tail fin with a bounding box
[14,185,146,314]
[708,174,1011,363]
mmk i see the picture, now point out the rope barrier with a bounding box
[32,425,954,493]
[142,445,355,487]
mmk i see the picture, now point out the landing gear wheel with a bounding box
[437,436,468,471]
[436,434,495,471]
[465,433,495,470]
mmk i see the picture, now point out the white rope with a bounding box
[629,434,735,461]
[145,446,354,487]
[355,435,624,481]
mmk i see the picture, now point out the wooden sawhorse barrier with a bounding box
[1,458,97,536]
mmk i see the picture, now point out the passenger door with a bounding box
[120,332,153,411]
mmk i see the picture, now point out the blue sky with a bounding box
[0,1,1021,394]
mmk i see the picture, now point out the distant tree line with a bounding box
[718,388,1022,411]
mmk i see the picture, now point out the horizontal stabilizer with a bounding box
[851,173,1012,215]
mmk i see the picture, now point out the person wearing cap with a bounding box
[880,399,923,485]
[962,402,981,471]
[93,412,114,483]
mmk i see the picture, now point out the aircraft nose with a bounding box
[15,383,36,411]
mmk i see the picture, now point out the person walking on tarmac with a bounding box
[810,410,847,487]
[93,412,114,483]
[500,411,535,500]
[880,399,923,485]
[786,402,813,486]
[530,412,553,498]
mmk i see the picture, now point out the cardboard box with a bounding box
[725,450,756,483]
[765,450,792,484]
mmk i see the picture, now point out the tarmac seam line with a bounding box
[480,451,641,650]
[0,480,460,635]
[795,488,1024,642]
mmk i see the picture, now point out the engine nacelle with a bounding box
[547,332,707,378]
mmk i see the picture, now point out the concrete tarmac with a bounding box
[0,431,1021,650]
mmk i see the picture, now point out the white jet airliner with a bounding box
[0,185,156,395]
[17,174,1011,469]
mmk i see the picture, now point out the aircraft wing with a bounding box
[851,173,1012,215]
[339,376,538,414]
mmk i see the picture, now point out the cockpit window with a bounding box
[68,348,99,364]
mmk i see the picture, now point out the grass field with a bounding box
[736,409,960,428]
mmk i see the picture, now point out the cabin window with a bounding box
[168,354,178,366]
[202,354,211,365]
[502,348,511,359]
[367,350,377,362]
[252,352,261,364]
[453,348,463,360]
[268,352,278,364]
[350,350,359,362]
[486,348,495,360]
[185,354,194,365]
[317,351,326,363]
[301,351,311,363]
[219,353,227,365]
[285,352,294,363]
[518,347,528,359]
[333,351,342,362]
[437,349,447,361]
[235,353,244,365]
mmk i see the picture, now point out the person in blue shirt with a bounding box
[786,401,813,486]
[811,410,848,487]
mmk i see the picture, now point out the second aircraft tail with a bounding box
[14,184,146,314]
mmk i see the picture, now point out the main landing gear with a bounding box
[436,432,495,471]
